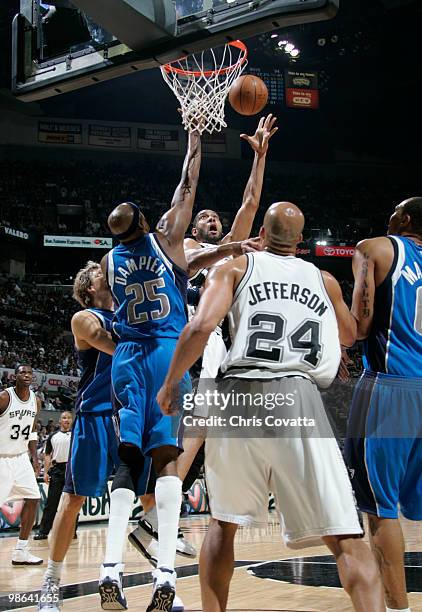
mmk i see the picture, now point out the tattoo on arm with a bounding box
[361,253,371,318]
[181,143,199,197]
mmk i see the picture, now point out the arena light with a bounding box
[290,48,300,57]
[271,33,279,38]
[285,43,294,52]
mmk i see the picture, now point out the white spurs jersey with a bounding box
[220,252,341,388]
[0,388,37,455]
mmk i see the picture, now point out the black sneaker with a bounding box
[34,532,48,540]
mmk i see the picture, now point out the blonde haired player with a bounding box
[158,202,385,612]
[0,363,42,565]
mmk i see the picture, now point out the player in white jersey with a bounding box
[0,363,43,565]
[158,202,384,612]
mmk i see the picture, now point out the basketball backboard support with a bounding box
[12,0,339,102]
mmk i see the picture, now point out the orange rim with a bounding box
[162,40,247,77]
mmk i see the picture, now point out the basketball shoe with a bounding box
[12,545,43,565]
[128,516,196,568]
[98,562,127,610]
[38,576,60,611]
[146,567,176,612]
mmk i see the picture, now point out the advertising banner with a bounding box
[44,236,112,249]
[315,245,356,257]
[0,226,31,241]
[38,121,82,145]
[88,124,131,148]
[0,479,209,529]
[1,368,78,393]
[137,128,180,151]
[285,70,319,109]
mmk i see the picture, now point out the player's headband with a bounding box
[112,202,140,240]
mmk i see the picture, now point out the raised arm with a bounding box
[156,130,202,247]
[321,270,357,347]
[220,114,277,245]
[71,310,115,355]
[157,258,243,414]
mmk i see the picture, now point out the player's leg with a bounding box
[10,454,42,565]
[36,466,65,538]
[199,518,238,612]
[366,515,409,610]
[38,492,86,611]
[128,443,201,566]
[100,347,146,610]
[345,375,420,611]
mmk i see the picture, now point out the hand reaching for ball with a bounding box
[240,114,278,157]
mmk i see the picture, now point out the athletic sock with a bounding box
[16,539,28,550]
[144,505,158,531]
[155,476,182,570]
[104,488,134,564]
[386,607,411,611]
[45,559,63,582]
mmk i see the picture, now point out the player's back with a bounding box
[75,308,113,413]
[107,233,188,341]
[221,251,341,387]
[0,387,37,455]
[364,235,422,376]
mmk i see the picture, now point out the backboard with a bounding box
[12,0,339,101]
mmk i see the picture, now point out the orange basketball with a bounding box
[228,74,268,116]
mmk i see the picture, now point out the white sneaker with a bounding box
[12,547,43,565]
[38,576,61,610]
[146,567,176,612]
[172,594,184,611]
[98,563,127,610]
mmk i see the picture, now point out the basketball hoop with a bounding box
[161,40,248,135]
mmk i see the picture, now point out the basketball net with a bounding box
[160,41,248,135]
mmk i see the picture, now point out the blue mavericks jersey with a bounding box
[364,236,422,376]
[75,308,113,413]
[107,233,188,341]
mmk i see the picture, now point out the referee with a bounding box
[35,411,74,540]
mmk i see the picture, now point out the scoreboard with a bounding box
[248,67,285,106]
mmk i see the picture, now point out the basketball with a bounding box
[228,74,268,116]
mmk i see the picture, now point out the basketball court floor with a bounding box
[1,513,421,612]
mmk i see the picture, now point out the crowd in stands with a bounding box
[0,157,419,241]
[0,274,79,377]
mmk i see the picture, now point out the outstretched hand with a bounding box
[240,114,278,157]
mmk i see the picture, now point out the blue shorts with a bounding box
[112,339,191,456]
[344,370,422,520]
[63,412,120,498]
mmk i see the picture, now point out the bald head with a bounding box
[108,202,148,242]
[262,202,305,252]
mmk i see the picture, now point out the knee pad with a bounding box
[111,444,145,493]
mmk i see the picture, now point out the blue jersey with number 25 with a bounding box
[106,233,188,341]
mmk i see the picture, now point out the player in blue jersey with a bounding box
[38,261,118,612]
[98,129,201,612]
[345,197,422,612]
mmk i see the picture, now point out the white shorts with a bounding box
[200,327,227,380]
[0,453,40,504]
[205,378,363,549]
